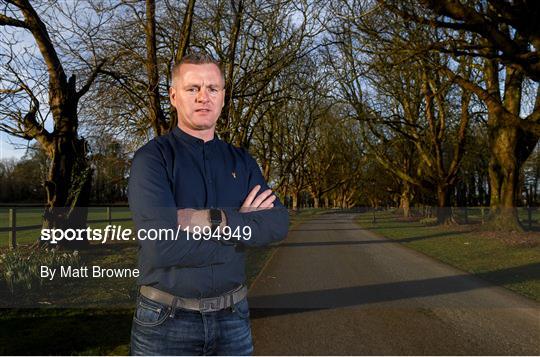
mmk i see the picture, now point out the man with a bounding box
[128,52,289,355]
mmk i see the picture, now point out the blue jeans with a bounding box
[130,294,253,356]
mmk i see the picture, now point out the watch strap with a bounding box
[209,209,222,230]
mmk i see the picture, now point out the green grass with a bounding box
[387,207,540,228]
[0,240,138,355]
[357,210,540,301]
[0,208,321,355]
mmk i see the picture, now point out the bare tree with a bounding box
[198,0,324,146]
[325,0,478,222]
[0,0,109,247]
[383,0,540,230]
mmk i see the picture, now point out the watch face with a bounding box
[210,209,221,224]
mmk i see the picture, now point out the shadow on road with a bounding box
[248,263,540,318]
[279,231,467,247]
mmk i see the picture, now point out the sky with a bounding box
[0,132,30,161]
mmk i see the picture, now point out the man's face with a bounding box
[169,63,225,133]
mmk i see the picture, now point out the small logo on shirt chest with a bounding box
[232,171,237,179]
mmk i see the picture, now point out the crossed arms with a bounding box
[128,141,289,270]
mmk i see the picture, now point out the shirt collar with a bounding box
[173,127,218,147]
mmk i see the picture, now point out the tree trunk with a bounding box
[262,160,271,182]
[436,183,454,225]
[399,183,411,218]
[487,121,523,231]
[42,135,92,249]
[313,196,320,209]
[482,58,536,231]
[175,0,196,63]
[145,0,168,136]
[219,0,243,142]
[292,192,298,210]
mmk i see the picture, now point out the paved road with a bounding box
[247,212,540,355]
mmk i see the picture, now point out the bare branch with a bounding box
[0,13,28,28]
[76,58,107,100]
[0,86,24,94]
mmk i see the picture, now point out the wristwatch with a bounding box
[209,209,222,232]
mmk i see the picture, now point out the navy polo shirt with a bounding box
[128,127,289,298]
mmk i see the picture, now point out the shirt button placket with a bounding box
[203,146,215,206]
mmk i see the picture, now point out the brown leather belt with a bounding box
[139,284,248,313]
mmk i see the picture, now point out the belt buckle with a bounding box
[199,297,220,312]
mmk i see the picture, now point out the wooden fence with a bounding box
[1,205,537,249]
[0,205,131,249]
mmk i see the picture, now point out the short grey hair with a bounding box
[171,52,225,86]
